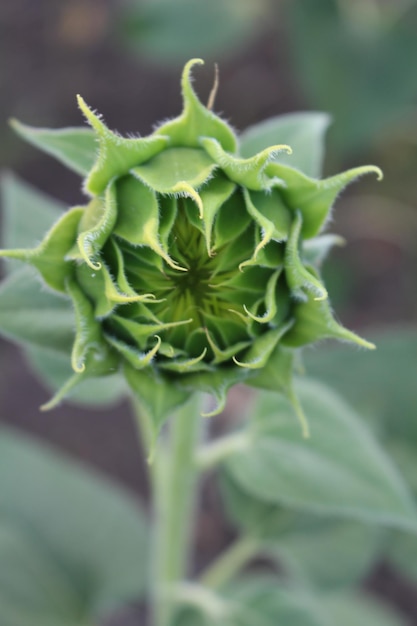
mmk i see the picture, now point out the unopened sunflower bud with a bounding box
[1,59,381,433]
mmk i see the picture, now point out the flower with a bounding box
[1,59,381,433]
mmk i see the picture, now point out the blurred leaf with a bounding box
[285,0,417,152]
[10,120,96,176]
[388,529,417,585]
[174,577,407,626]
[120,0,267,63]
[1,174,63,274]
[0,427,148,623]
[385,440,417,496]
[173,576,325,626]
[303,329,417,441]
[269,518,384,589]
[24,344,126,408]
[0,267,74,353]
[224,577,325,626]
[239,112,330,178]
[225,379,417,529]
[220,472,383,589]
[0,524,88,626]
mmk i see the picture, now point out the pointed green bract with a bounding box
[77,182,118,269]
[156,59,237,152]
[267,162,382,239]
[285,211,328,301]
[282,269,375,350]
[1,59,381,431]
[77,95,169,195]
[200,136,291,191]
[239,111,331,177]
[0,207,82,293]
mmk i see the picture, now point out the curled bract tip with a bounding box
[372,166,383,181]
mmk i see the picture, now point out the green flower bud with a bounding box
[1,59,381,434]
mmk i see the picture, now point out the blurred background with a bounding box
[1,1,417,624]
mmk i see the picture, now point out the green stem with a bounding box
[200,535,259,591]
[151,394,202,626]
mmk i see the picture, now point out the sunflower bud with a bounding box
[1,59,381,432]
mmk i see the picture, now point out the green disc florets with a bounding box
[1,59,382,431]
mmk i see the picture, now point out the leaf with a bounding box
[173,576,325,626]
[220,472,382,589]
[388,529,417,586]
[319,591,406,626]
[269,518,383,589]
[120,0,266,64]
[1,174,64,274]
[0,266,74,353]
[224,576,325,626]
[239,112,331,178]
[0,427,149,622]
[24,344,126,408]
[225,379,417,529]
[0,523,87,626]
[10,119,96,176]
[303,329,417,441]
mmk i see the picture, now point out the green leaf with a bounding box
[239,112,330,178]
[10,119,96,176]
[0,267,74,353]
[0,427,148,622]
[269,518,383,589]
[224,576,325,626]
[302,234,344,268]
[319,591,406,626]
[173,576,325,626]
[220,473,382,589]
[24,344,126,408]
[303,329,417,441]
[0,523,87,626]
[388,529,417,586]
[120,0,266,64]
[1,174,64,274]
[225,379,417,529]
